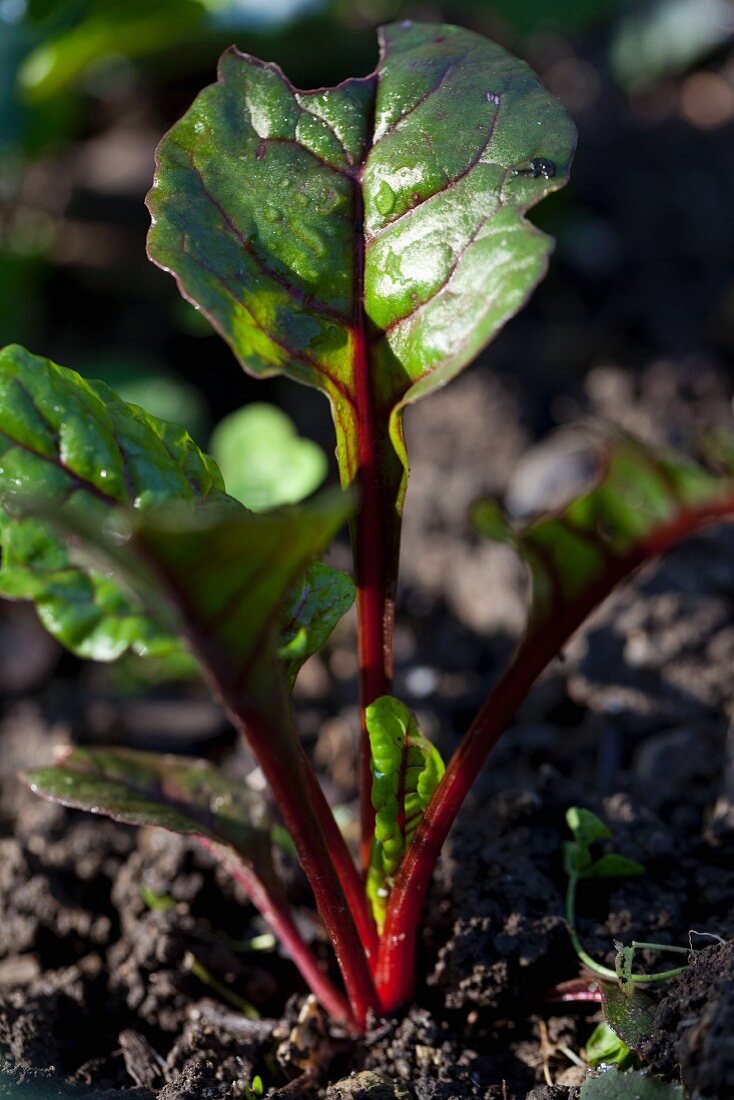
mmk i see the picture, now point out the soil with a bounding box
[0,359,733,1099]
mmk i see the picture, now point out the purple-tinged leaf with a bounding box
[25,746,354,1023]
[25,746,277,886]
[472,433,734,643]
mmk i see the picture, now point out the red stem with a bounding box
[224,702,379,1027]
[197,837,353,1024]
[352,175,396,871]
[375,501,734,1010]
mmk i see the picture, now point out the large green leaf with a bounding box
[147,20,576,599]
[0,343,228,660]
[0,345,354,697]
[365,695,444,932]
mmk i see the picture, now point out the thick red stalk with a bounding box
[375,501,734,1010]
[197,837,353,1024]
[352,167,396,871]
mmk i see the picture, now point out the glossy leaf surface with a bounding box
[147,20,576,555]
[279,560,355,688]
[0,345,354,698]
[366,695,444,931]
[0,343,227,660]
[25,745,278,884]
[210,403,327,511]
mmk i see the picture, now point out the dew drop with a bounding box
[262,205,280,223]
[375,180,396,216]
[514,157,557,180]
[314,186,341,215]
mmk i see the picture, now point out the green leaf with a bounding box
[210,403,327,510]
[602,980,656,1052]
[563,839,593,877]
[24,745,278,887]
[567,807,612,848]
[129,490,353,722]
[147,20,576,600]
[365,695,444,932]
[0,346,355,716]
[473,432,734,645]
[0,343,228,661]
[279,560,355,688]
[584,854,646,880]
[579,1069,684,1100]
[585,1021,634,1069]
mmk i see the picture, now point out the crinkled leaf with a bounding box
[601,982,656,1053]
[147,20,576,602]
[0,346,355,710]
[473,432,734,644]
[279,561,355,688]
[365,695,444,932]
[0,343,228,661]
[210,403,327,510]
[579,1070,684,1100]
[24,745,279,888]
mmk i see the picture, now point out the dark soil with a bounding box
[0,360,733,1099]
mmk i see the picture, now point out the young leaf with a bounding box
[279,561,355,688]
[365,696,444,931]
[210,403,327,511]
[147,20,576,724]
[567,807,613,848]
[584,854,646,880]
[600,982,656,1055]
[585,1021,634,1069]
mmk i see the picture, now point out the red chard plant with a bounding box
[1,21,733,1034]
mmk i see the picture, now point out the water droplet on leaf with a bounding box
[375,180,396,216]
[514,157,557,180]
